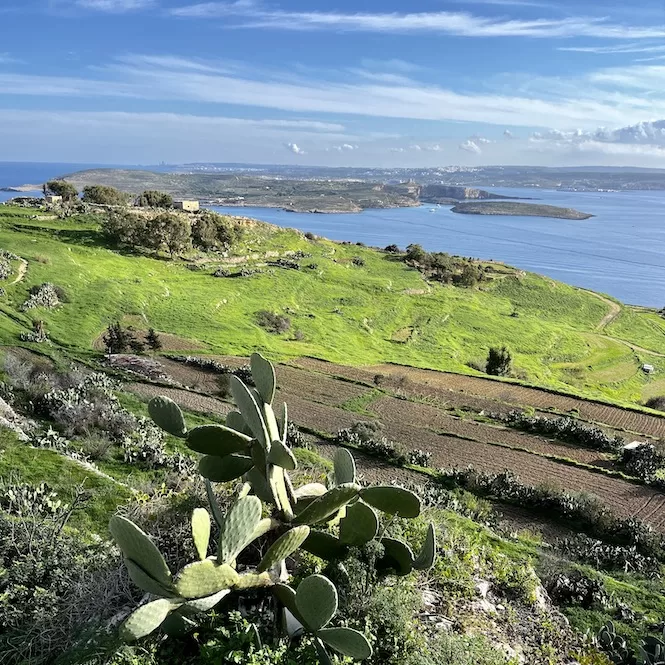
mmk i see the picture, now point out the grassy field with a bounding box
[0,204,663,405]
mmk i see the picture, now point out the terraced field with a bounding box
[126,353,665,533]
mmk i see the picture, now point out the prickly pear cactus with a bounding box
[112,352,438,663]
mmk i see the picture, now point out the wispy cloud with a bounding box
[75,0,155,11]
[558,43,665,54]
[2,54,665,133]
[170,3,665,40]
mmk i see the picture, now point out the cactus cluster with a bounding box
[596,622,665,665]
[112,353,437,663]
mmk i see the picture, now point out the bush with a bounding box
[644,396,665,412]
[191,210,243,250]
[407,449,432,467]
[21,283,60,311]
[213,267,230,278]
[556,534,661,577]
[546,570,607,609]
[45,179,78,202]
[146,327,162,351]
[384,244,400,253]
[135,190,173,208]
[486,346,512,376]
[82,184,129,205]
[495,410,624,453]
[335,423,408,465]
[0,490,131,665]
[304,231,315,240]
[352,256,366,267]
[256,310,291,334]
[621,443,665,485]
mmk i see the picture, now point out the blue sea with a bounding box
[1,162,664,307]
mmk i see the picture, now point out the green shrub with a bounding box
[256,310,291,333]
[136,190,173,209]
[82,185,130,206]
[486,346,512,376]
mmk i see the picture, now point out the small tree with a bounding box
[486,346,512,376]
[136,190,173,209]
[103,322,134,355]
[45,180,79,202]
[146,328,162,351]
[82,184,129,206]
[128,337,146,354]
[146,213,191,257]
[455,263,479,288]
[405,243,428,264]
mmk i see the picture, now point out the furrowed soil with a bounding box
[136,353,665,532]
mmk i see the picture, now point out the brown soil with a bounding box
[126,383,232,418]
[93,331,206,352]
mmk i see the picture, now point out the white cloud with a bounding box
[425,144,443,152]
[285,142,305,155]
[75,0,155,11]
[504,129,514,138]
[332,143,358,151]
[410,144,423,151]
[459,139,482,154]
[558,43,665,54]
[170,3,665,40]
[389,147,406,153]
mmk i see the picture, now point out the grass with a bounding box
[0,428,132,535]
[1,205,665,406]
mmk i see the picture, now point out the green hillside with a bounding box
[0,203,663,405]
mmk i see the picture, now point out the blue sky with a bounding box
[1,0,664,166]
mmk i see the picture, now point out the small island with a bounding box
[451,201,593,220]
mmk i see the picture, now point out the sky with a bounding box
[0,0,665,167]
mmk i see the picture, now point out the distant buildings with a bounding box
[174,200,200,212]
[643,364,655,374]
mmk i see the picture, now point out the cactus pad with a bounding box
[226,410,252,436]
[110,515,172,587]
[120,598,179,642]
[124,559,177,598]
[296,574,338,632]
[301,530,349,561]
[333,448,356,486]
[257,525,311,572]
[413,523,436,571]
[235,571,273,589]
[269,465,294,519]
[294,484,359,525]
[219,495,262,564]
[205,480,225,528]
[148,396,187,438]
[183,589,231,614]
[377,538,415,576]
[250,352,276,404]
[191,508,211,561]
[318,627,373,659]
[246,468,273,504]
[230,375,269,445]
[278,402,288,442]
[294,483,328,500]
[339,501,378,546]
[186,424,252,456]
[360,486,421,518]
[199,453,254,482]
[267,438,297,470]
[175,560,239,599]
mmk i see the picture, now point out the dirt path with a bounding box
[597,334,665,359]
[581,289,621,331]
[9,258,27,285]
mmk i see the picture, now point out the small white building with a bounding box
[174,200,200,212]
[642,364,655,374]
[45,195,63,204]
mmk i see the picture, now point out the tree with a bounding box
[103,322,133,354]
[146,213,192,257]
[136,190,173,209]
[384,244,400,253]
[45,180,79,202]
[405,243,429,265]
[191,210,242,250]
[146,328,162,351]
[82,184,129,206]
[455,263,480,288]
[486,346,512,376]
[100,209,147,248]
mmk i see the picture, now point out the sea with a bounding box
[1,163,663,307]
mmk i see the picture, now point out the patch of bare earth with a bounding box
[368,396,616,469]
[293,357,665,438]
[126,383,232,418]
